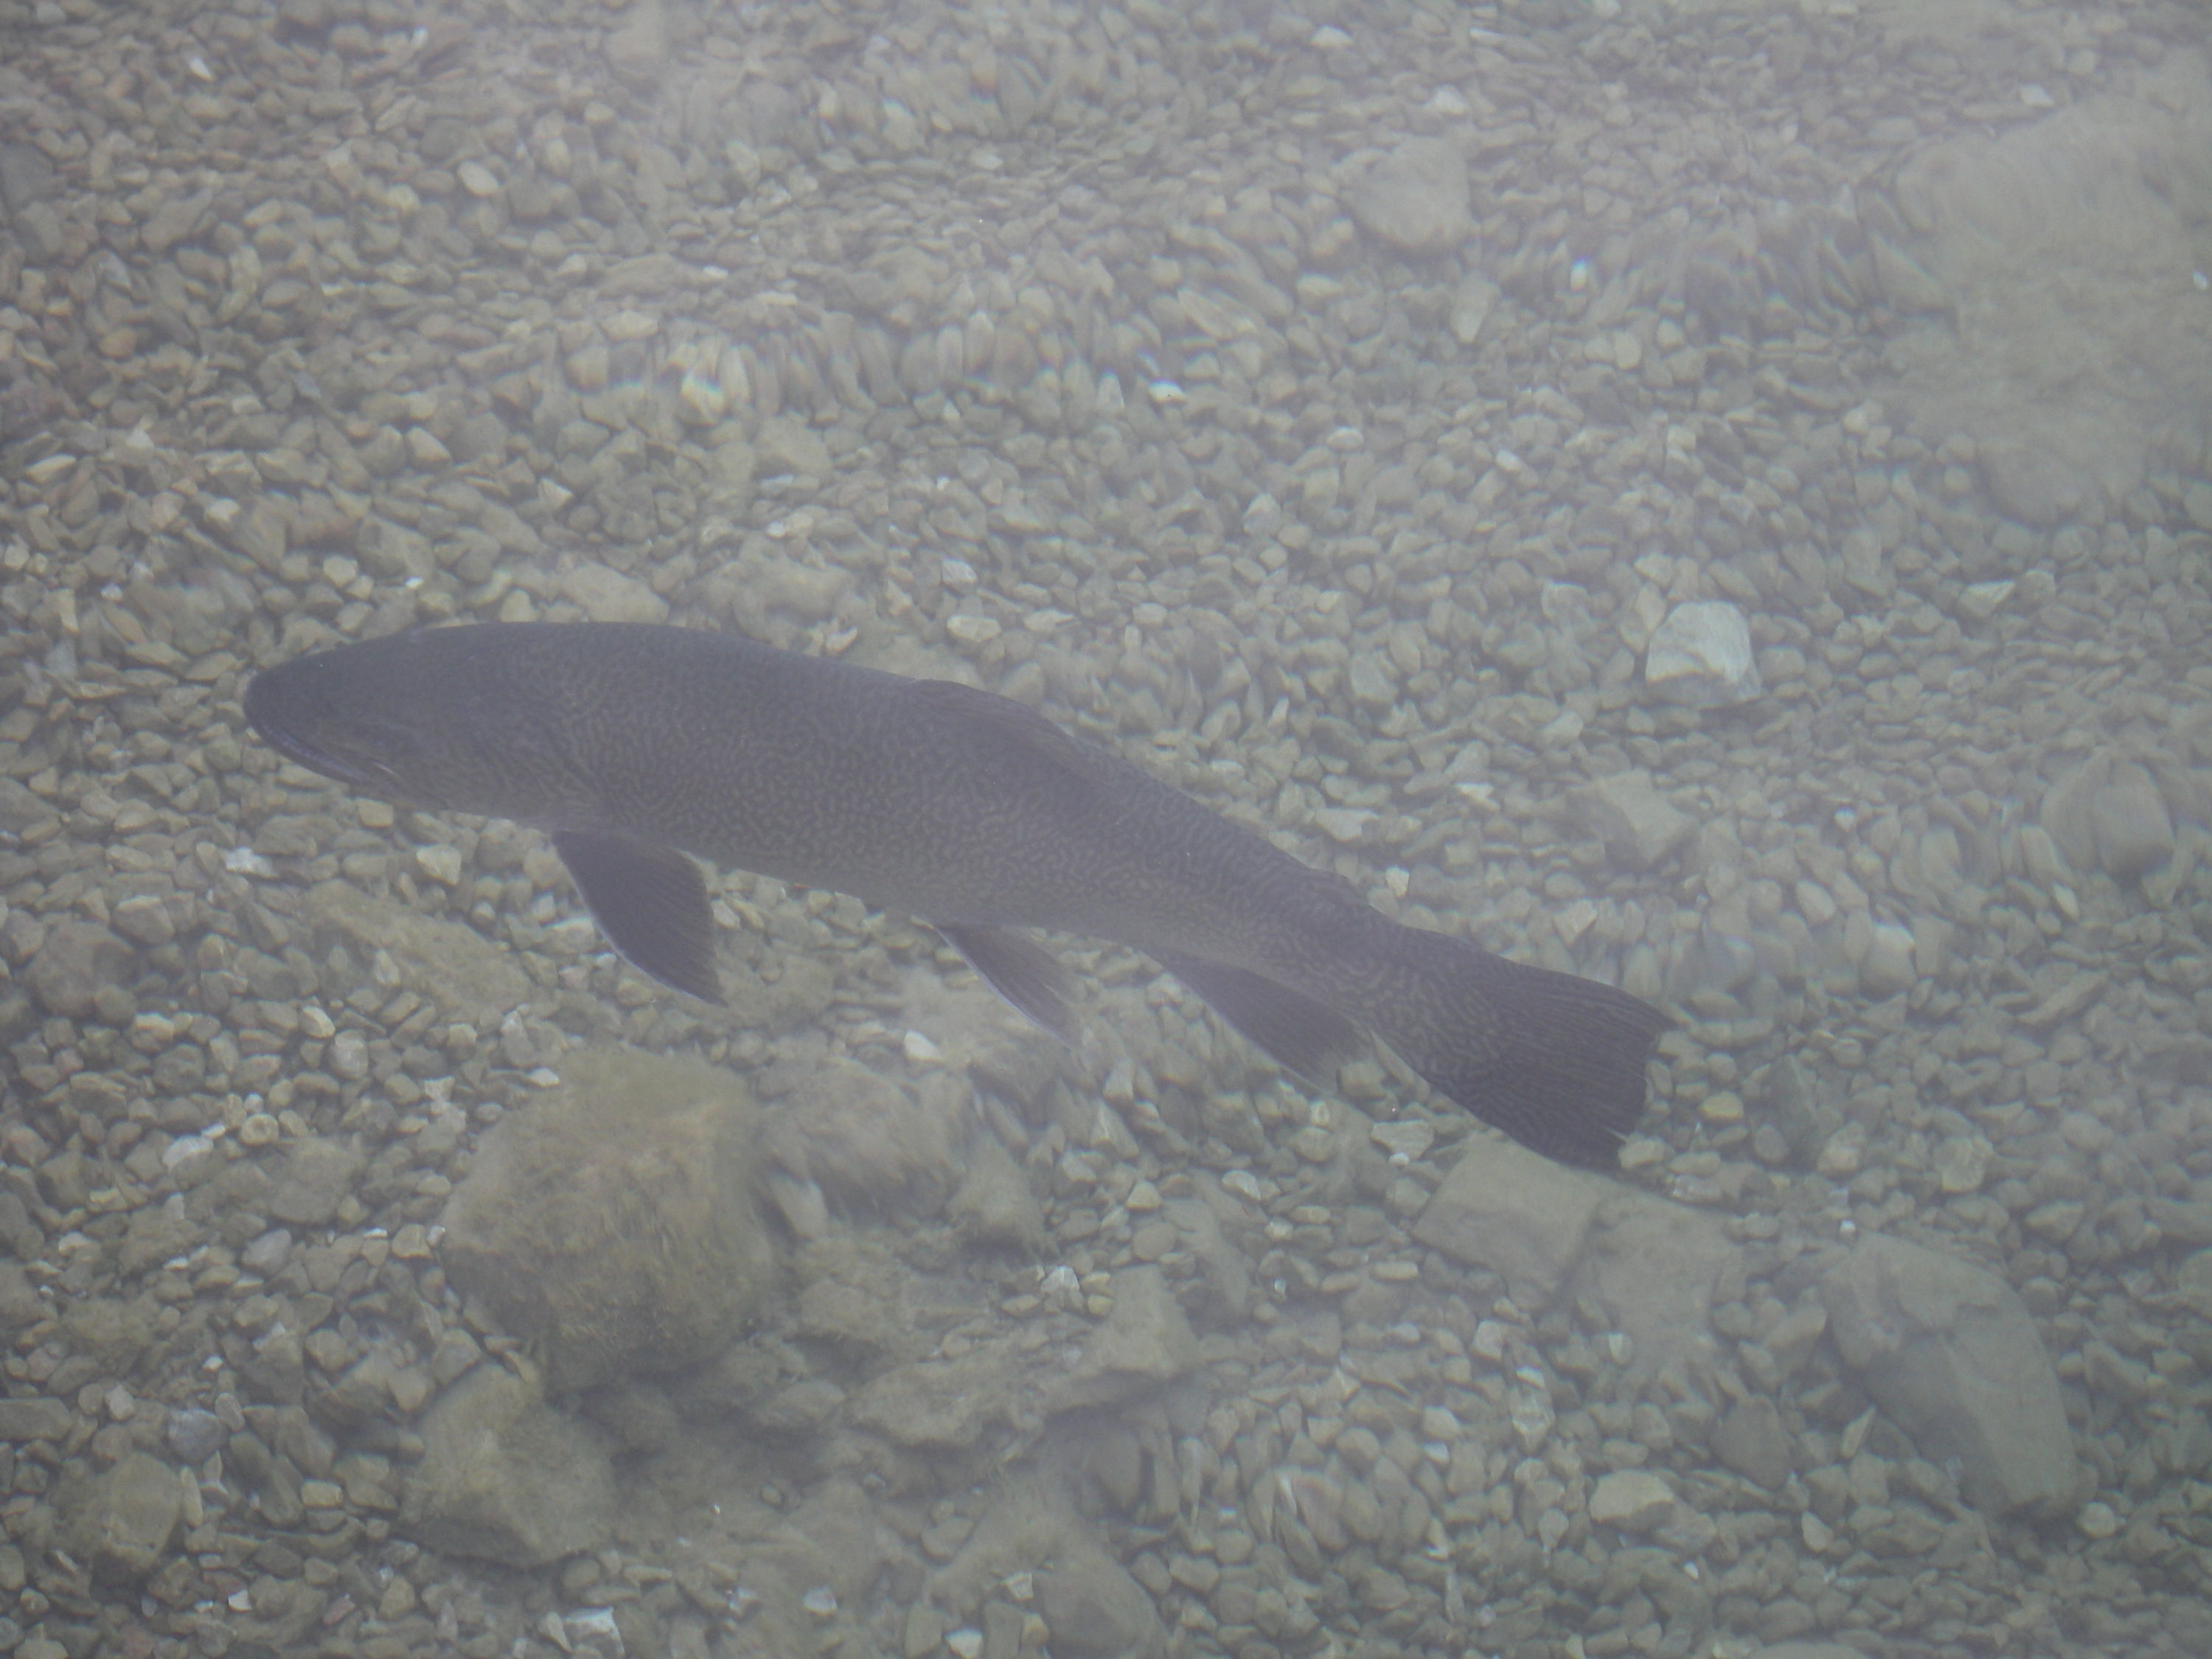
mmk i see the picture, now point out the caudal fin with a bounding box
[1363,928,1670,1169]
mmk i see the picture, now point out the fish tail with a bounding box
[1360,927,1671,1168]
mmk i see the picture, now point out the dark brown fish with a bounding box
[243,622,1668,1167]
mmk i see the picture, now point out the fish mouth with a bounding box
[251,715,403,793]
[244,676,408,794]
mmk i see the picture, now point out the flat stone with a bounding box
[1569,1189,1742,1384]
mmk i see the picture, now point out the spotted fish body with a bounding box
[244,622,1668,1168]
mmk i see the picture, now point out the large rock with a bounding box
[1819,1233,2079,1517]
[849,1346,1029,1456]
[1413,1136,1607,1307]
[57,1451,184,1579]
[439,1048,778,1393]
[1568,1189,1742,1385]
[24,921,134,1018]
[265,1135,364,1227]
[1570,770,1695,870]
[1048,1265,1198,1411]
[762,1060,964,1219]
[400,1363,616,1567]
[932,1485,1166,1659]
[2040,754,2175,880]
[302,879,536,1031]
[1344,136,1472,254]
[1644,600,1761,708]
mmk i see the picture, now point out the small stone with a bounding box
[1956,579,2014,621]
[1130,1222,1178,1262]
[1711,1397,1792,1489]
[1368,1121,1434,1162]
[2076,1500,2121,1539]
[415,844,466,884]
[1933,1134,1992,1194]
[240,1228,293,1275]
[1860,923,1918,998]
[166,1408,226,1464]
[456,160,501,197]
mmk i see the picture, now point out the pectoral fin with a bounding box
[552,830,722,1002]
[934,922,1079,1045]
[1151,952,1366,1082]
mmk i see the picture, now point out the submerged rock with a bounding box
[58,1451,183,1579]
[439,1048,778,1392]
[1644,600,1762,708]
[400,1363,616,1567]
[1820,1232,2080,1517]
[1345,136,1472,254]
[1413,1136,1606,1308]
[762,1060,965,1220]
[264,1135,364,1227]
[1571,769,1695,870]
[1048,1265,1199,1411]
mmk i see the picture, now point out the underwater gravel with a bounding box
[1,1,2212,1658]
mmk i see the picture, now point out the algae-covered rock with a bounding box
[946,1132,1045,1253]
[400,1361,616,1567]
[439,1048,779,1393]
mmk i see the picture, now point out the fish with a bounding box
[242,622,1669,1168]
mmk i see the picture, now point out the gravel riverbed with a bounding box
[2,1,2212,1658]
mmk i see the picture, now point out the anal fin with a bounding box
[552,830,722,1002]
[1151,952,1366,1082]
[934,922,1079,1045]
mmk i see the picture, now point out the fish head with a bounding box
[244,627,601,823]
